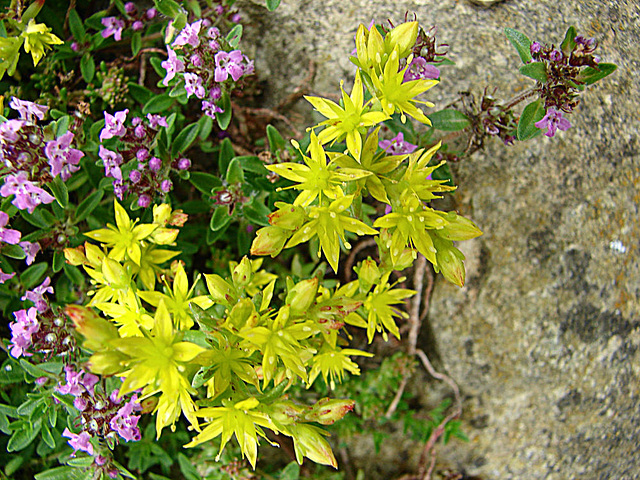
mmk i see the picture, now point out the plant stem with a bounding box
[502,87,539,110]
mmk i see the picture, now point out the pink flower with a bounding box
[379,132,418,155]
[403,57,440,82]
[534,108,571,137]
[172,20,202,48]
[98,146,123,181]
[45,131,84,180]
[9,97,48,123]
[62,428,94,455]
[0,268,15,284]
[9,307,39,358]
[19,241,40,265]
[202,100,223,119]
[0,211,21,245]
[146,114,168,129]
[214,50,245,82]
[184,72,205,99]
[161,48,185,86]
[21,276,53,313]
[101,17,125,42]
[100,109,129,142]
[0,172,55,213]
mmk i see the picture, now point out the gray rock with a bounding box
[239,0,639,478]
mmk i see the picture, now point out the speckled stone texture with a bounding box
[239,1,639,478]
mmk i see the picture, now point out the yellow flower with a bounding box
[305,71,389,158]
[308,344,373,390]
[95,289,155,337]
[21,19,63,66]
[371,48,438,124]
[85,200,158,266]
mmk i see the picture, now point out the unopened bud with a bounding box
[250,226,289,257]
[65,305,119,351]
[437,212,483,241]
[286,278,318,316]
[204,274,236,306]
[432,235,466,287]
[231,256,253,287]
[385,21,419,58]
[63,246,87,266]
[304,398,355,425]
[354,258,380,292]
[268,203,306,230]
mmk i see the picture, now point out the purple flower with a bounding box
[110,397,141,442]
[146,114,168,129]
[137,194,151,208]
[0,268,15,284]
[0,211,21,244]
[534,108,571,137]
[0,119,25,143]
[177,158,191,170]
[214,50,245,82]
[100,109,129,142]
[9,307,39,358]
[21,277,53,313]
[113,181,128,200]
[190,53,203,67]
[132,20,144,31]
[134,125,145,138]
[146,8,157,20]
[202,100,223,119]
[70,42,79,52]
[379,132,418,155]
[124,2,136,14]
[20,241,41,265]
[0,172,55,213]
[161,48,185,86]
[148,157,162,171]
[9,98,48,123]
[99,146,123,181]
[207,27,220,39]
[184,73,205,99]
[549,49,563,62]
[63,428,94,456]
[101,17,125,42]
[530,42,542,55]
[136,148,149,162]
[45,132,84,180]
[129,170,142,183]
[403,57,440,82]
[173,20,202,49]
[160,179,172,193]
[209,86,222,101]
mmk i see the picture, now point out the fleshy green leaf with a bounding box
[128,82,154,104]
[427,109,471,131]
[172,123,200,157]
[226,25,243,48]
[189,172,222,195]
[215,91,232,130]
[80,53,95,83]
[560,26,577,55]
[210,206,232,232]
[266,0,281,11]
[143,94,174,114]
[225,158,244,184]
[68,9,85,40]
[48,176,68,208]
[20,262,48,289]
[577,63,617,85]
[519,62,547,83]
[131,31,142,56]
[504,28,532,64]
[517,99,545,141]
[74,189,103,223]
[218,137,235,173]
[154,0,183,17]
[267,124,285,153]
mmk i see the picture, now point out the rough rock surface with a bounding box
[239,0,639,478]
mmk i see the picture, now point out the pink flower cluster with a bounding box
[98,109,189,207]
[101,3,158,41]
[161,18,254,119]
[0,98,83,213]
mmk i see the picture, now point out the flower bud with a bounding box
[250,226,289,257]
[268,203,306,230]
[385,21,419,58]
[304,398,355,425]
[289,424,337,468]
[204,274,236,306]
[354,258,380,292]
[65,305,119,351]
[286,277,319,316]
[231,256,253,287]
[88,351,128,375]
[268,400,305,425]
[64,246,87,266]
[437,212,483,241]
[431,234,466,287]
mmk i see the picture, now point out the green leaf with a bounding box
[189,303,220,332]
[0,361,24,384]
[210,206,232,232]
[154,0,183,17]
[55,116,71,137]
[7,419,41,452]
[128,82,154,104]
[74,189,103,223]
[279,462,300,480]
[218,137,235,174]
[577,63,617,85]
[41,421,55,448]
[226,25,243,48]
[4,455,23,476]
[215,91,232,130]
[237,155,268,174]
[143,94,174,114]
[427,109,471,131]
[35,467,81,480]
[149,56,166,78]
[20,208,55,229]
[242,202,271,227]
[2,244,26,260]
[266,0,281,11]
[131,31,142,56]
[49,176,69,208]
[266,124,285,153]
[177,453,201,480]
[20,262,48,290]
[80,53,95,83]
[517,99,545,141]
[189,172,222,195]
[53,250,65,273]
[66,457,95,468]
[225,158,244,184]
[504,27,532,64]
[560,26,577,55]
[172,123,200,157]
[63,263,85,286]
[519,61,547,83]
[68,9,85,40]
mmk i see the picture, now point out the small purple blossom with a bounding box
[0,211,21,245]
[101,17,125,42]
[214,50,245,82]
[0,119,25,143]
[21,277,53,313]
[9,97,48,123]
[379,132,418,155]
[0,172,55,213]
[134,125,145,138]
[172,20,202,49]
[113,181,128,200]
[70,42,79,52]
[534,108,571,137]
[177,158,191,170]
[160,179,172,193]
[530,42,542,54]
[132,20,144,31]
[137,194,151,208]
[45,131,84,180]
[403,57,440,81]
[146,8,157,19]
[161,48,185,86]
[124,2,136,14]
[63,428,94,456]
[20,241,41,265]
[202,100,223,119]
[549,49,563,62]
[9,307,39,358]
[184,72,206,99]
[0,268,15,284]
[209,86,222,101]
[110,396,141,442]
[190,53,203,67]
[136,148,149,161]
[384,204,393,215]
[146,114,168,129]
[129,170,142,183]
[207,27,220,39]
[100,109,129,142]
[148,157,162,171]
[99,146,123,181]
